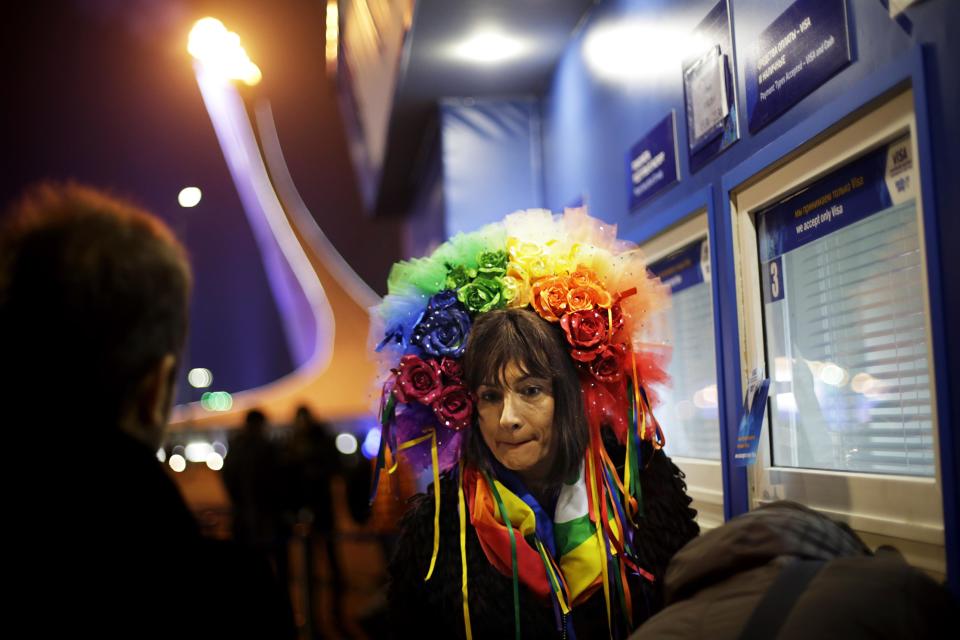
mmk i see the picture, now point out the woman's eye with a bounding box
[479,391,501,402]
[522,386,542,397]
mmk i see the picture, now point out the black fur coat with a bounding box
[387,443,699,639]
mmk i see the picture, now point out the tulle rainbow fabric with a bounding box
[370,207,671,639]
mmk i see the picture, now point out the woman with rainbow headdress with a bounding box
[371,208,699,638]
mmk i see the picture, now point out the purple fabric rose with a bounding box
[428,290,459,310]
[411,291,472,358]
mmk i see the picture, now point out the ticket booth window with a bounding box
[757,136,933,477]
[642,213,724,530]
[730,89,944,577]
[648,237,721,460]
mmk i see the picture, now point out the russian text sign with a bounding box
[745,0,851,133]
[627,112,680,212]
[649,238,708,295]
[757,136,914,263]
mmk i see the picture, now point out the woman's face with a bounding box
[476,361,556,484]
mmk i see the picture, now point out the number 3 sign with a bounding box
[767,256,785,302]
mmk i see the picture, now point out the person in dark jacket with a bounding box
[630,501,957,640]
[222,408,294,610]
[2,182,295,637]
[288,406,347,635]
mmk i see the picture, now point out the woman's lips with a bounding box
[500,439,533,449]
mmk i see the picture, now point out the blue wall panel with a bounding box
[441,98,545,235]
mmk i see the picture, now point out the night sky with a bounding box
[3,0,403,399]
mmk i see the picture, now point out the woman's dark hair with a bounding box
[461,308,588,483]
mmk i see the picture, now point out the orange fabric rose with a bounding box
[566,284,612,311]
[568,266,603,289]
[566,286,596,312]
[531,275,569,322]
[589,283,612,308]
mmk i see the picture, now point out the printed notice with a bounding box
[627,112,680,212]
[734,369,770,466]
[745,0,851,133]
[757,137,913,263]
[884,137,916,206]
[648,238,708,295]
[683,0,739,172]
[686,45,728,149]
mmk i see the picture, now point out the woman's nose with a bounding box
[499,392,522,430]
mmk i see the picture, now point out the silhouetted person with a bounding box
[289,406,345,637]
[222,409,292,595]
[631,501,957,640]
[1,183,295,637]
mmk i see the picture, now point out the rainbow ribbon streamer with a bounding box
[394,428,441,581]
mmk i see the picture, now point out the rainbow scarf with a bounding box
[461,455,654,640]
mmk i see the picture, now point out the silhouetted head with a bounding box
[294,405,313,429]
[0,182,191,446]
[244,409,267,434]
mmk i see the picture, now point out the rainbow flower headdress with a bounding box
[371,207,671,637]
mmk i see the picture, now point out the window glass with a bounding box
[648,237,721,459]
[757,135,934,476]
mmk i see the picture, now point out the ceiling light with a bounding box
[583,19,708,83]
[452,29,528,64]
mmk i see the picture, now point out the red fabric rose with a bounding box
[439,357,464,384]
[561,309,609,362]
[393,355,442,404]
[431,384,474,431]
[589,344,626,383]
[608,302,625,339]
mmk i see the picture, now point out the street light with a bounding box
[188,17,261,86]
[178,12,338,431]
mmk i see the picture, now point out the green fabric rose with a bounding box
[476,250,508,277]
[445,263,477,290]
[457,277,505,314]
